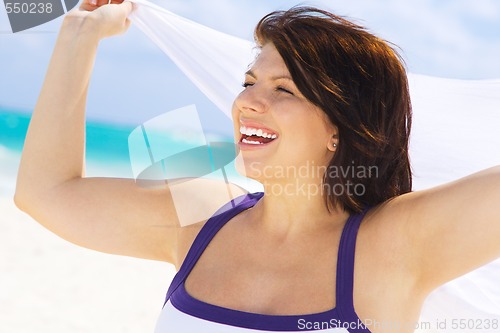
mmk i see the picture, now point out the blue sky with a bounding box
[1,0,499,135]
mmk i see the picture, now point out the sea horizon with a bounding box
[0,106,260,197]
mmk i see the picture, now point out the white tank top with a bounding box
[153,193,371,333]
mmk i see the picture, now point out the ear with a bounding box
[322,117,338,152]
[327,128,339,152]
[327,137,338,152]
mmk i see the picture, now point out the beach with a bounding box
[0,196,175,333]
[0,113,176,333]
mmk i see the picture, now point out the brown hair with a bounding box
[255,7,412,214]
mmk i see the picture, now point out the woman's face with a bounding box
[232,43,337,184]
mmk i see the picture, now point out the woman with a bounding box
[14,1,500,332]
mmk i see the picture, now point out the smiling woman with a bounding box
[247,8,412,214]
[13,1,500,333]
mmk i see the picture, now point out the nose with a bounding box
[233,85,268,114]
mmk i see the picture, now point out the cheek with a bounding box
[231,100,238,122]
[231,99,238,118]
[279,114,332,159]
[231,102,240,134]
[282,111,328,143]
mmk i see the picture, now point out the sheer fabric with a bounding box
[126,0,500,330]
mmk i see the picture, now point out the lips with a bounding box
[239,125,278,146]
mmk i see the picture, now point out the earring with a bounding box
[328,142,337,152]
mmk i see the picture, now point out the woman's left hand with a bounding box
[64,0,134,40]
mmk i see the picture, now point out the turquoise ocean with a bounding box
[0,107,136,196]
[0,106,259,197]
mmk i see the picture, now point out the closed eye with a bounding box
[242,82,294,95]
[276,86,294,95]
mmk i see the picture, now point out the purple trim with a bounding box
[164,192,264,304]
[171,283,340,331]
[335,208,372,332]
[336,208,366,309]
[162,192,372,332]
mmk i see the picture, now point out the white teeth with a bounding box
[242,138,262,145]
[239,125,277,140]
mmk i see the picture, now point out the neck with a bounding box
[249,177,349,239]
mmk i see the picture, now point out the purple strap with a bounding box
[164,192,264,305]
[164,192,369,321]
[336,207,369,314]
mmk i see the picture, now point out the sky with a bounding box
[1,0,499,135]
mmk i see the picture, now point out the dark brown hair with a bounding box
[255,7,412,213]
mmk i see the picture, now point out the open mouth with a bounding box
[239,125,278,145]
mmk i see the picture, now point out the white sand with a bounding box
[0,195,175,333]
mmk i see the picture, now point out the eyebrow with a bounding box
[245,69,293,81]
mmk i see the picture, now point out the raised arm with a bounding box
[13,0,177,259]
[398,166,500,291]
[14,1,246,265]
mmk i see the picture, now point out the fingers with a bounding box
[120,1,134,16]
[86,0,125,7]
[73,0,134,39]
[110,0,134,17]
[80,0,134,15]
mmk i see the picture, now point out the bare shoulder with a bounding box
[353,194,430,328]
[167,178,250,269]
[356,192,422,281]
[360,166,500,293]
[357,193,416,260]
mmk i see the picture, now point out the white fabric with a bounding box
[126,0,500,331]
[127,0,255,117]
[155,301,348,333]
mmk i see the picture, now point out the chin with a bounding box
[235,152,259,179]
[235,151,281,183]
